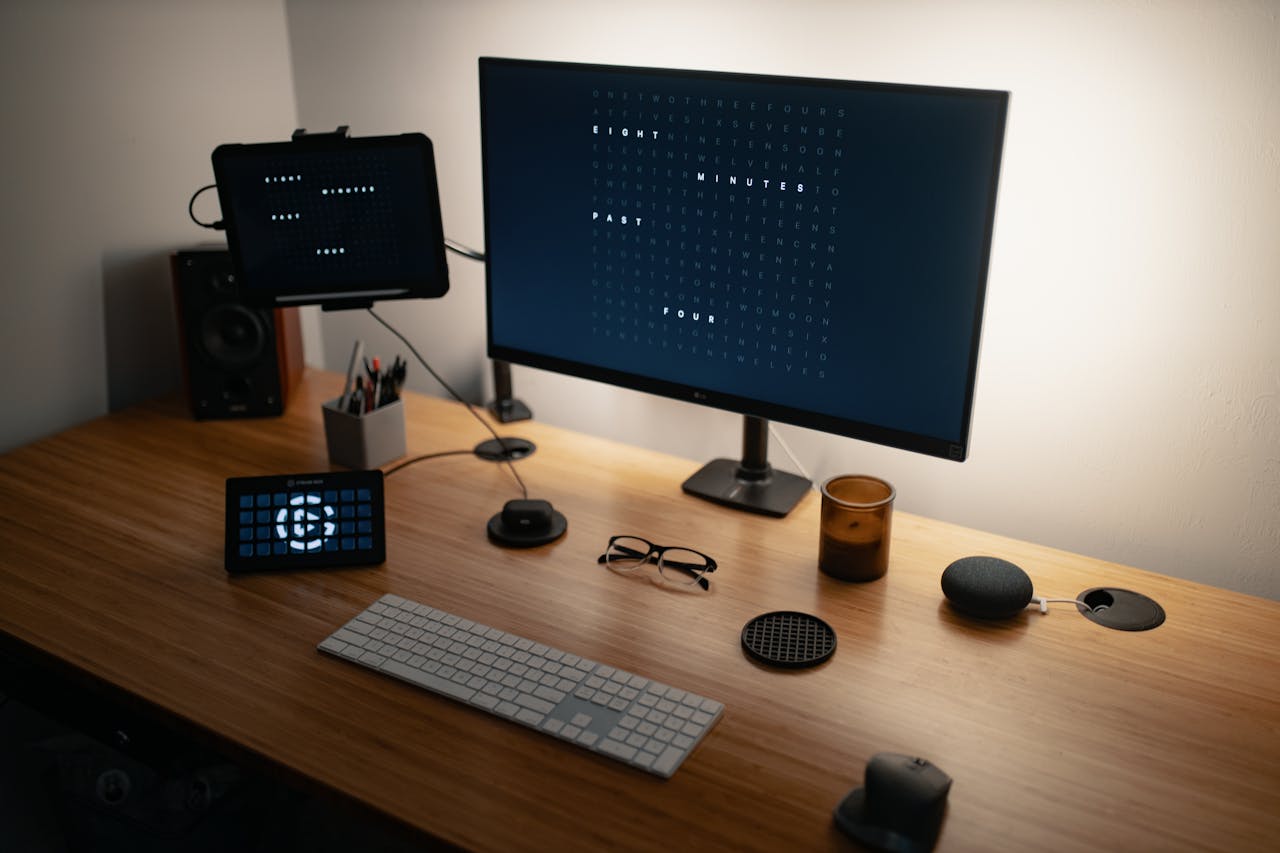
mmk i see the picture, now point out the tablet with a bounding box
[212,131,449,310]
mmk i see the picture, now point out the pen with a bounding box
[348,376,365,415]
[340,340,365,411]
[391,356,406,401]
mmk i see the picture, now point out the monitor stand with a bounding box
[681,416,812,518]
[486,360,532,423]
[477,360,534,460]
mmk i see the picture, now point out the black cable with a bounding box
[366,307,528,499]
[384,448,474,477]
[445,239,485,262]
[188,183,223,229]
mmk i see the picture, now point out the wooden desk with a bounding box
[1,370,1277,851]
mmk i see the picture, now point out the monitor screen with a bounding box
[480,58,1007,511]
[212,132,450,310]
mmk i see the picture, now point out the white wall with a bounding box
[286,0,1280,599]
[10,0,1260,599]
[0,0,305,452]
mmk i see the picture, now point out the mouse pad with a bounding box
[225,470,385,573]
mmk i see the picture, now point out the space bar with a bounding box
[381,660,477,702]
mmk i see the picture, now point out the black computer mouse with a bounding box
[832,753,952,852]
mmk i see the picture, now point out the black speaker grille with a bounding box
[941,556,1035,619]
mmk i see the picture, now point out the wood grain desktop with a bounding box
[1,370,1276,851]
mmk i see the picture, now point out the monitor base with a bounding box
[681,458,811,518]
[487,398,532,423]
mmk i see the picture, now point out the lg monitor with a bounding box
[479,58,1008,515]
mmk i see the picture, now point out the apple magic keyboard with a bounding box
[318,594,724,778]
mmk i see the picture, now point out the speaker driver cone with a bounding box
[200,304,267,369]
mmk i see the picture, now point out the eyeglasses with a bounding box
[597,535,717,590]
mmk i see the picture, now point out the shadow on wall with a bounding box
[101,249,185,412]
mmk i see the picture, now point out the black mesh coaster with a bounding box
[740,611,837,669]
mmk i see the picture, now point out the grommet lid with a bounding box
[1077,588,1165,631]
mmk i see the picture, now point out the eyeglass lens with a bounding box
[604,537,709,585]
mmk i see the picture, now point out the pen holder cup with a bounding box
[322,398,406,470]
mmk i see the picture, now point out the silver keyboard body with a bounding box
[318,594,724,778]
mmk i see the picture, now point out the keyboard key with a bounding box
[653,746,684,775]
[599,739,636,761]
[516,694,555,715]
[382,660,476,702]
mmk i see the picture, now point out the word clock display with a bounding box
[588,85,844,385]
[224,470,385,574]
